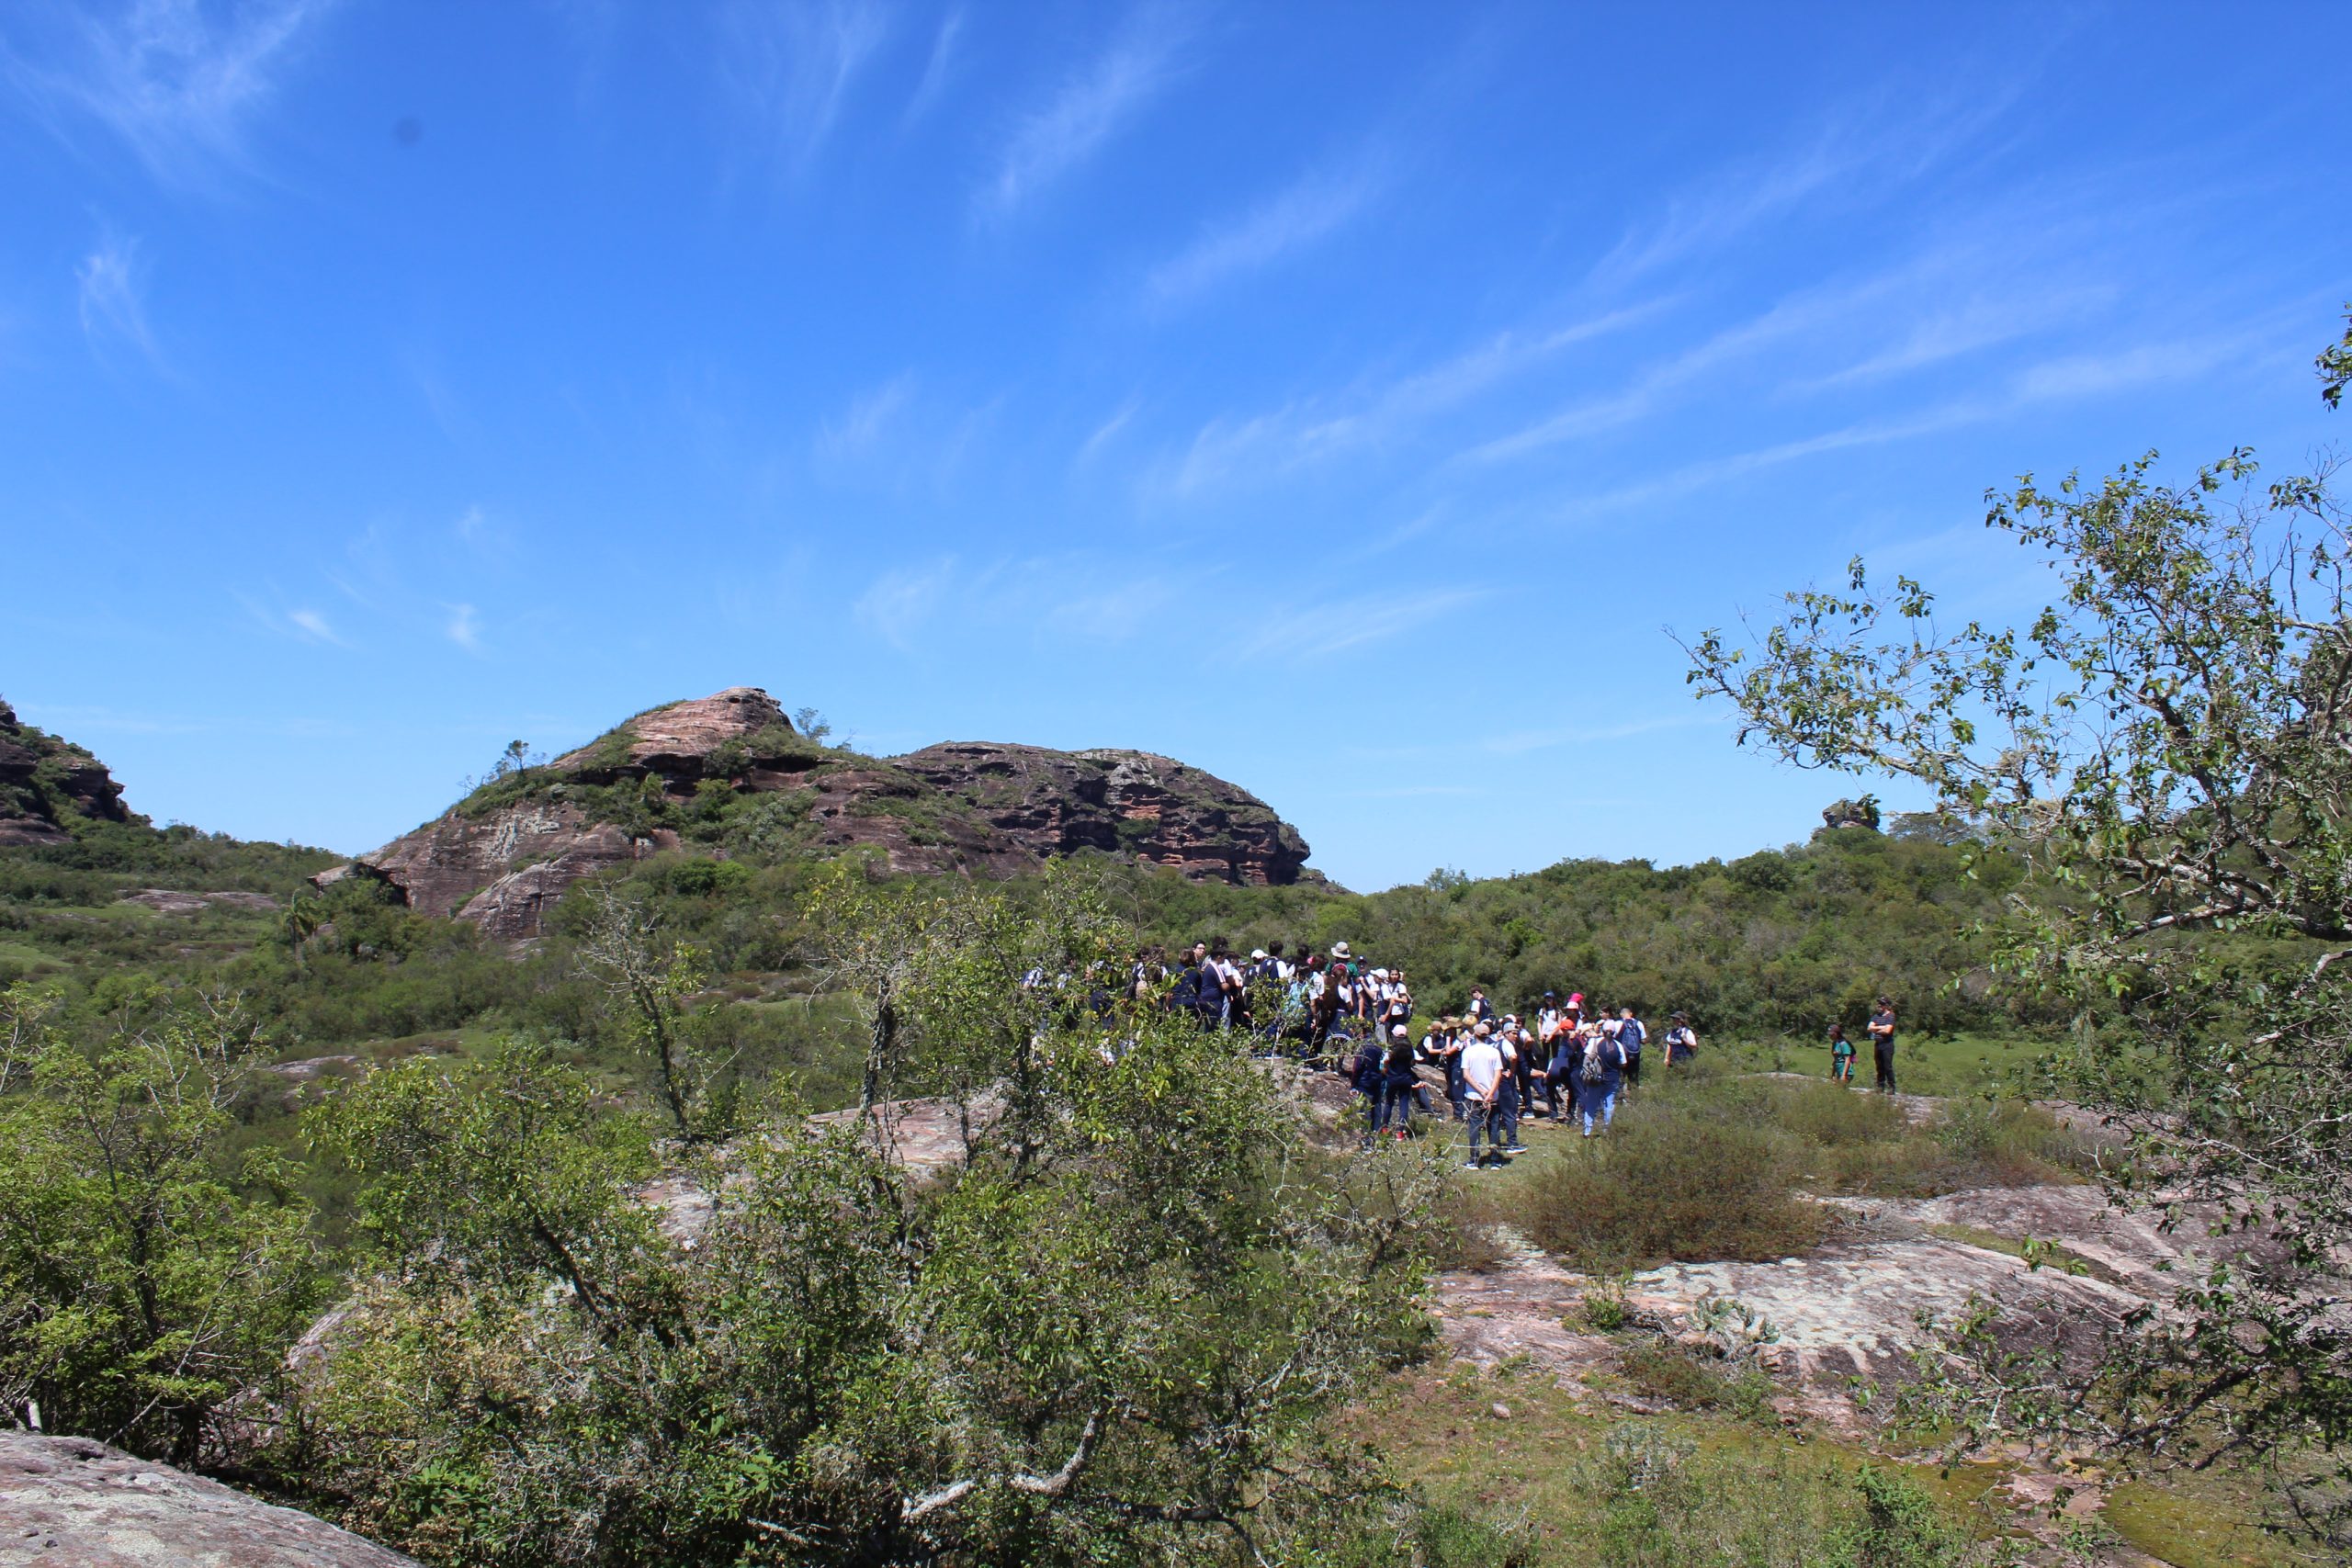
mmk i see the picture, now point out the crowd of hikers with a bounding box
[1143,938,1705,1169]
[1136,939,1903,1169]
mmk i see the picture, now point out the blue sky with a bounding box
[3,1,2346,890]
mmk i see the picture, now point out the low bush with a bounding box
[1521,1098,1824,1269]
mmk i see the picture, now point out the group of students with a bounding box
[1148,942,1702,1165]
[1342,989,1697,1167]
[1145,939,1917,1165]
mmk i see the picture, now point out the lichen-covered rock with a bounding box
[0,699,134,846]
[0,1433,419,1567]
[321,687,1315,935]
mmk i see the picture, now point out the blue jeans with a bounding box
[1546,1056,1577,1118]
[1582,1087,1617,1134]
[1374,1080,1415,1133]
[1498,1080,1521,1145]
[1465,1100,1505,1162]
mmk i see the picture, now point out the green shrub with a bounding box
[1571,1434,1968,1568]
[1618,1341,1732,1408]
[1521,1098,1822,1269]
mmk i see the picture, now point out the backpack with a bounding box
[1580,1039,1611,1085]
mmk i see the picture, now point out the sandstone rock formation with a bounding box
[321,686,1313,937]
[0,699,133,847]
[0,1433,419,1567]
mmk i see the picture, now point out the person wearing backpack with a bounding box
[1616,1006,1646,1097]
[1827,1021,1857,1083]
[1662,1011,1698,1066]
[1578,1022,1626,1137]
[1374,1024,1419,1139]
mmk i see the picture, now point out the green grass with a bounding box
[1344,1358,2320,1567]
[1341,1363,1996,1565]
[1924,1223,2131,1288]
[1717,1031,2056,1099]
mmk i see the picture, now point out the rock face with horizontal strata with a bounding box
[0,1432,420,1567]
[322,687,1312,936]
[0,699,134,847]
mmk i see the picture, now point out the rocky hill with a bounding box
[0,698,134,846]
[322,687,1313,938]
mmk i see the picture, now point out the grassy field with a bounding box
[1713,1030,2059,1099]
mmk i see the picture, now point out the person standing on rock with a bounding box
[1375,1024,1419,1139]
[1459,1022,1508,1168]
[1867,997,1898,1092]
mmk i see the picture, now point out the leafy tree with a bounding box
[0,984,323,1465]
[301,874,1438,1565]
[575,883,730,1140]
[1680,316,2352,1542]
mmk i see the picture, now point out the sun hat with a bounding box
[1331,941,1351,957]
[1249,949,1268,961]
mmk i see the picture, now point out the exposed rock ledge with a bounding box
[321,686,1314,938]
[0,1432,417,1567]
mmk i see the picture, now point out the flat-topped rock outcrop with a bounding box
[318,687,1313,936]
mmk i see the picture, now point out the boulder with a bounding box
[0,1432,418,1567]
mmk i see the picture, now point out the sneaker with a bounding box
[1462,1160,1484,1171]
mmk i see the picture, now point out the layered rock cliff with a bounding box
[0,699,135,846]
[323,687,1312,937]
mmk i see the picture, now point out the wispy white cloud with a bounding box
[717,0,895,175]
[445,603,482,652]
[2,0,334,185]
[1783,283,2116,395]
[816,373,917,463]
[903,6,960,125]
[1075,395,1142,466]
[284,606,344,646]
[75,232,164,368]
[1587,82,2026,290]
[1236,587,1487,662]
[854,558,953,650]
[856,552,1181,652]
[1463,236,2121,466]
[979,4,1187,217]
[1547,327,2279,523]
[1156,300,1667,496]
[1147,159,1385,302]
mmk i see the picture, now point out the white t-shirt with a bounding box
[1461,1040,1505,1099]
